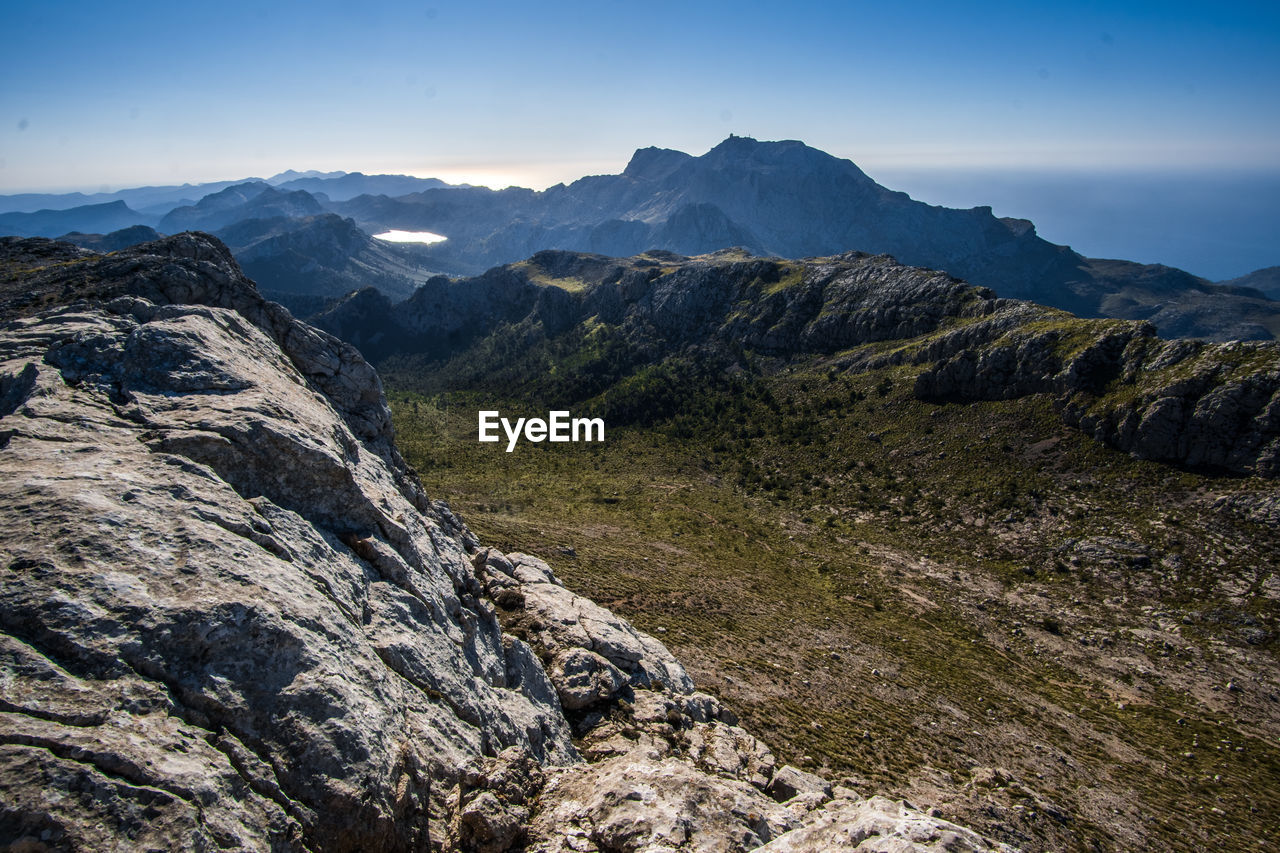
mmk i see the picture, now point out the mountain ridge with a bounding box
[327,137,1280,341]
[3,138,1277,341]
[311,246,1280,479]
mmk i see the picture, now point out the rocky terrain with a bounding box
[0,234,1012,851]
[315,248,1280,478]
[344,245,1279,851]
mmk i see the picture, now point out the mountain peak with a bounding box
[707,135,808,157]
[698,136,873,185]
[266,168,348,185]
[622,146,693,181]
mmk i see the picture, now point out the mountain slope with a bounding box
[158,183,324,233]
[0,234,1008,852]
[330,137,1279,341]
[215,213,441,310]
[0,199,154,238]
[358,247,1280,852]
[1221,266,1280,300]
[314,248,1280,477]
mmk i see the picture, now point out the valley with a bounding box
[388,356,1279,853]
[367,249,1280,852]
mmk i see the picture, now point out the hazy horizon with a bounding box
[3,1,1277,279]
[2,153,1275,281]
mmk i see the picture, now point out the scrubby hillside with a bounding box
[341,248,1280,852]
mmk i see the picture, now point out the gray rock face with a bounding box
[0,235,574,851]
[913,315,1280,476]
[0,234,1010,852]
[756,795,1015,853]
[767,766,834,804]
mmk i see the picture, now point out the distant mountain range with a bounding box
[0,200,155,237]
[1,137,1276,341]
[215,213,440,314]
[158,184,325,233]
[1220,267,1280,301]
[0,171,451,216]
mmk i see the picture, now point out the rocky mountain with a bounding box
[0,200,156,238]
[367,246,1280,851]
[58,224,162,252]
[7,140,1273,341]
[1221,266,1280,300]
[314,248,1280,478]
[158,183,325,233]
[328,137,1280,341]
[215,213,441,312]
[0,233,1011,852]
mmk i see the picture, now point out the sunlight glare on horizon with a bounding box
[413,160,626,191]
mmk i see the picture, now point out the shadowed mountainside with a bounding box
[328,137,1280,341]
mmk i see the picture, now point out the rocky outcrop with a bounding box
[0,234,1011,852]
[313,246,1280,478]
[912,314,1280,476]
[0,234,577,851]
[452,546,1013,853]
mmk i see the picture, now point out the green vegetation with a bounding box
[387,338,1279,851]
[513,260,591,292]
[379,253,1280,851]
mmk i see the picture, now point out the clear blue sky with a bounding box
[3,0,1277,192]
[2,1,1277,276]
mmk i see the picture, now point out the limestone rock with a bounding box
[551,648,630,711]
[757,794,1013,852]
[767,765,834,803]
[0,234,575,852]
[447,746,545,853]
[526,755,799,853]
[477,547,696,694]
[680,720,778,790]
